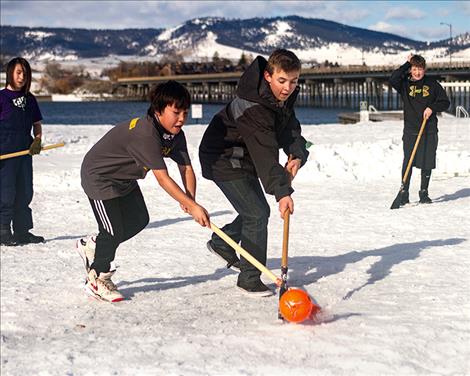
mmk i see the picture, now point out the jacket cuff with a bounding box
[292,152,309,167]
[274,186,294,202]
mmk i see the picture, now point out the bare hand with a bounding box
[278,196,293,218]
[188,204,210,227]
[180,203,190,214]
[285,158,301,180]
[423,107,433,120]
[407,53,413,63]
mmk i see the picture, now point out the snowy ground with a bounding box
[1,117,470,375]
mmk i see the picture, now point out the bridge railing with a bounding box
[116,61,470,84]
[302,61,470,75]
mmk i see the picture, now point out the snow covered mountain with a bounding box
[1,26,161,61]
[2,16,469,66]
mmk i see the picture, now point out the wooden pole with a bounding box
[0,142,65,160]
[210,222,282,287]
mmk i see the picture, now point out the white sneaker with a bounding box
[85,269,124,303]
[76,236,96,274]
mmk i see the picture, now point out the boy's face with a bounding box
[264,68,300,102]
[155,103,189,135]
[410,65,425,81]
[10,64,25,91]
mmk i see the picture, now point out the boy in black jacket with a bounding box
[199,49,309,296]
[390,54,450,205]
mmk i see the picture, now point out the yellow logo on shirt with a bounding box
[409,85,430,97]
[129,118,139,130]
[423,85,429,97]
[162,146,172,156]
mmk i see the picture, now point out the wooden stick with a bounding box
[402,118,427,185]
[281,155,293,276]
[0,142,65,160]
[210,222,282,287]
[390,118,428,209]
[278,210,291,319]
[281,210,290,269]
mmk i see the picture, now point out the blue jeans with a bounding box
[212,176,270,285]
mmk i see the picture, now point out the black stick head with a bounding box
[390,190,404,209]
[278,282,288,320]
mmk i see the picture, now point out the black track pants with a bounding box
[88,186,149,274]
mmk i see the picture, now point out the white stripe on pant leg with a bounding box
[97,200,114,236]
[93,200,113,236]
[93,200,109,234]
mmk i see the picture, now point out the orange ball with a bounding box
[279,288,318,323]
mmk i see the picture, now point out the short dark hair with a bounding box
[265,49,301,75]
[147,80,191,116]
[410,55,426,69]
[5,57,32,93]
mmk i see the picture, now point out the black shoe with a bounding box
[419,189,432,204]
[14,232,45,244]
[400,190,410,206]
[207,241,240,271]
[0,226,17,246]
[237,279,274,297]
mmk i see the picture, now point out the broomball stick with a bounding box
[278,209,290,319]
[278,154,296,319]
[210,222,282,287]
[390,118,427,209]
[276,146,319,322]
[209,223,319,323]
[0,142,65,160]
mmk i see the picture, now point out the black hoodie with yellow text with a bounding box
[390,62,450,135]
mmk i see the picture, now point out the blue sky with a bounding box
[1,0,469,41]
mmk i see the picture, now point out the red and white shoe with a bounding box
[85,269,124,303]
[76,236,96,275]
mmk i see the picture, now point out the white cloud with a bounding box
[0,0,372,29]
[436,7,451,17]
[459,2,470,16]
[385,7,424,20]
[369,21,399,34]
[416,28,450,41]
[369,21,454,42]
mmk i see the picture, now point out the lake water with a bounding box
[39,101,348,126]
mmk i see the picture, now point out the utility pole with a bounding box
[440,22,452,67]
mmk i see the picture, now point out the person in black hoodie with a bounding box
[390,54,450,205]
[199,49,309,296]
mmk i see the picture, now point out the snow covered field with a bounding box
[1,117,470,375]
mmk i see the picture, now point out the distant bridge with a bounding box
[114,62,470,112]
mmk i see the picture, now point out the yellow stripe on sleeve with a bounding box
[129,117,139,130]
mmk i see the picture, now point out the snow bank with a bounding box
[40,117,470,184]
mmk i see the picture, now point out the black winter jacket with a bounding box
[199,56,309,201]
[390,62,450,134]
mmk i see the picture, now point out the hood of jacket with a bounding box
[236,56,299,112]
